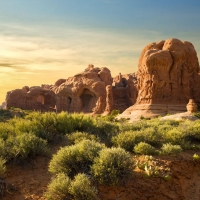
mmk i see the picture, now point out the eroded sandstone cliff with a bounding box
[119,38,200,120]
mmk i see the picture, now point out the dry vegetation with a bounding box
[0,108,200,199]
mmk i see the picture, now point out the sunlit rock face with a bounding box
[137,38,199,105]
[51,65,114,114]
[6,86,56,111]
[5,64,138,114]
[118,38,200,120]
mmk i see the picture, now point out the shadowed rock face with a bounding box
[6,86,56,111]
[112,73,138,112]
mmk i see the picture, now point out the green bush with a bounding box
[49,140,104,176]
[161,143,182,155]
[55,112,75,134]
[0,122,14,140]
[164,128,186,146]
[91,119,119,146]
[0,138,16,160]
[134,142,158,155]
[70,173,99,200]
[0,157,6,177]
[57,112,95,134]
[44,173,72,200]
[184,120,200,141]
[140,127,162,146]
[44,173,99,200]
[15,112,64,142]
[0,139,7,159]
[100,110,120,122]
[91,147,135,185]
[66,131,99,145]
[112,131,144,151]
[8,133,49,160]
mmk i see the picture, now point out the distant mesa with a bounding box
[4,38,200,118]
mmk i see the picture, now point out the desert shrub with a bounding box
[0,122,14,140]
[140,127,162,146]
[0,107,28,121]
[118,121,144,133]
[161,143,182,155]
[100,110,120,122]
[184,120,200,141]
[193,112,200,118]
[8,133,49,160]
[112,130,144,151]
[90,119,120,147]
[0,139,6,158]
[49,140,104,176]
[56,112,76,134]
[91,147,135,185]
[164,128,186,145]
[157,124,173,135]
[0,157,6,177]
[0,109,12,121]
[69,173,99,200]
[44,173,99,200]
[44,173,72,200]
[162,119,180,127]
[70,113,95,133]
[15,112,62,142]
[13,118,43,137]
[54,112,95,135]
[35,112,58,141]
[134,142,158,155]
[0,139,13,160]
[66,131,99,145]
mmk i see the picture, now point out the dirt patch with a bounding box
[1,147,200,200]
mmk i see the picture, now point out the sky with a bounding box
[0,0,200,103]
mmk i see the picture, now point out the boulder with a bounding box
[186,99,198,113]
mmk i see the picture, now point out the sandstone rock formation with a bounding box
[112,73,138,112]
[52,65,113,114]
[186,99,198,113]
[6,86,56,111]
[5,64,138,114]
[118,38,200,120]
[6,38,200,117]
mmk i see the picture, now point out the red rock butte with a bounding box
[119,38,200,120]
[5,38,200,118]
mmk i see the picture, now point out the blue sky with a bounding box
[0,0,200,102]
